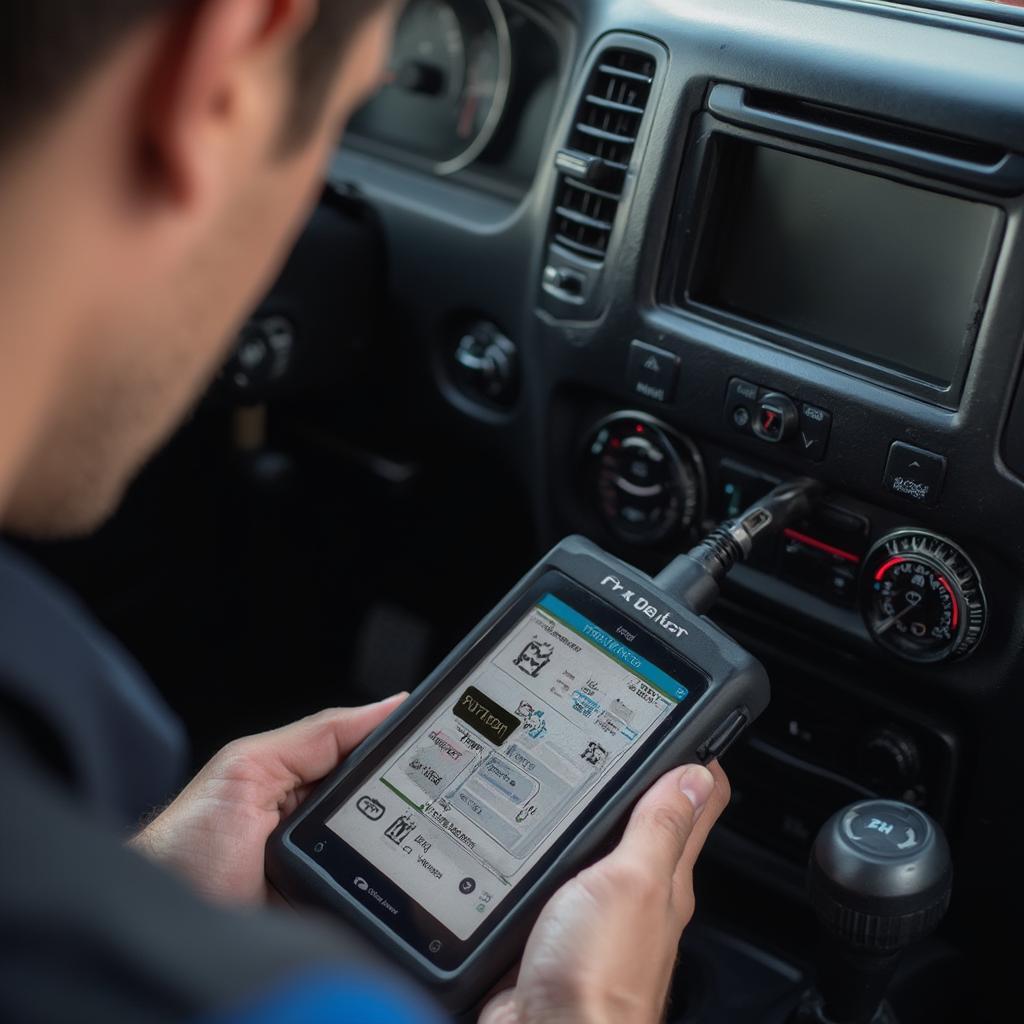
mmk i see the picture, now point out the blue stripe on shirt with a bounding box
[201,971,447,1024]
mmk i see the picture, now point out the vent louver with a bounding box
[550,49,656,263]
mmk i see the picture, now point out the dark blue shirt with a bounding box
[0,542,441,1023]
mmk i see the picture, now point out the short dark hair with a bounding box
[0,0,387,157]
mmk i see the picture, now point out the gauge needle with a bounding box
[875,598,922,635]
[458,93,479,140]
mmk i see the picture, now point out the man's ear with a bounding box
[142,0,318,205]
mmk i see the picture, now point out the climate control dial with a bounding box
[860,529,986,663]
[585,412,704,546]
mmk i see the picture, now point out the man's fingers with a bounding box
[679,760,730,874]
[477,989,519,1024]
[232,693,408,790]
[612,764,716,879]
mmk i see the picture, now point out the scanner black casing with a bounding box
[266,535,770,1014]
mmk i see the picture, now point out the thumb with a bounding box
[477,989,520,1024]
[611,764,716,879]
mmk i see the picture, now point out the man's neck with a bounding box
[0,154,83,519]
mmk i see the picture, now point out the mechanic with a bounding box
[0,2,729,1021]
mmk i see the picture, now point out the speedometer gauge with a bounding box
[350,0,512,175]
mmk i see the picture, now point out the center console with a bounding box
[527,7,1024,905]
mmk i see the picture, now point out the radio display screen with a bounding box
[685,141,1003,389]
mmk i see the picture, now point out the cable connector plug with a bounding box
[654,478,824,614]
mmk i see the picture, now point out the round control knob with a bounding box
[858,728,921,797]
[803,800,952,1024]
[585,412,705,546]
[753,392,799,443]
[810,800,952,953]
[860,529,987,664]
[452,322,519,408]
[223,315,294,397]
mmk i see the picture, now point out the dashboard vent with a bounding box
[550,49,656,262]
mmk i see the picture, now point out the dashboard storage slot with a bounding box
[706,84,1024,194]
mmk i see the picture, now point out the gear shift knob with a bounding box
[802,800,953,1023]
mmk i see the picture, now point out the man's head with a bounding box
[0,0,397,536]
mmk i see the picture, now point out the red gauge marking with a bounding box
[937,575,959,629]
[874,556,905,582]
[783,529,861,564]
[458,94,479,140]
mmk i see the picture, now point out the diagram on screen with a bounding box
[513,637,554,677]
[371,601,675,881]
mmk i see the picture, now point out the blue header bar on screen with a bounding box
[537,593,688,703]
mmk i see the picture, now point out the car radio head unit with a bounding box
[666,106,1007,407]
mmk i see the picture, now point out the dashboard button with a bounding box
[725,378,760,434]
[883,443,946,507]
[798,403,832,462]
[627,341,680,404]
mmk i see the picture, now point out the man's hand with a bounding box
[130,695,407,904]
[479,761,729,1024]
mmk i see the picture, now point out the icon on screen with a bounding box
[357,795,386,820]
[459,877,477,895]
[353,877,369,891]
[513,637,554,678]
[550,678,571,699]
[385,815,416,845]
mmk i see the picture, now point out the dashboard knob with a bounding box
[585,412,705,547]
[221,316,294,398]
[753,392,799,443]
[859,529,987,663]
[804,800,952,1024]
[858,728,921,796]
[810,799,951,952]
[452,322,519,408]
